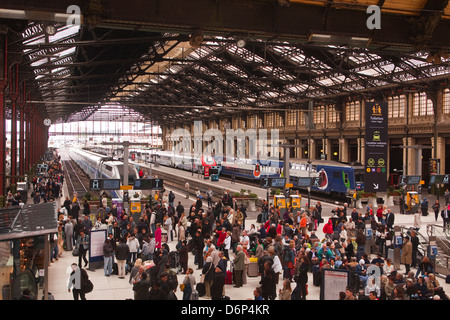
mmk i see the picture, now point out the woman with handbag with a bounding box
[201,256,215,298]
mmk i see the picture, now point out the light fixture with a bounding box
[308,31,371,46]
[189,29,204,49]
[45,24,57,36]
[236,39,246,48]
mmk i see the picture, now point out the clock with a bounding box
[43,118,52,126]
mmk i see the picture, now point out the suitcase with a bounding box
[247,261,258,277]
[257,213,262,223]
[225,271,233,284]
[313,270,321,287]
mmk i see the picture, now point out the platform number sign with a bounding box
[151,179,163,190]
[364,101,388,193]
[260,177,270,189]
[89,179,102,191]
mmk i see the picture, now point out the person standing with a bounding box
[155,223,162,250]
[386,209,395,231]
[132,271,151,300]
[260,261,277,300]
[441,205,450,230]
[432,200,440,222]
[103,238,114,277]
[410,230,420,269]
[206,188,213,208]
[233,245,245,288]
[64,218,74,251]
[68,263,85,300]
[185,181,190,199]
[115,237,130,279]
[401,236,412,273]
[420,198,429,216]
[210,266,226,300]
[76,230,89,268]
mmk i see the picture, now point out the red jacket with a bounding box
[322,221,334,234]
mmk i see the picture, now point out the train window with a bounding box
[105,165,112,172]
[355,173,364,182]
[343,172,349,185]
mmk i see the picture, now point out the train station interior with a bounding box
[0,0,449,304]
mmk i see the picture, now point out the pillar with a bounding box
[0,34,7,196]
[19,85,26,178]
[432,136,446,175]
[323,138,331,160]
[308,138,316,160]
[403,137,415,176]
[358,137,365,165]
[339,138,349,163]
[9,64,18,184]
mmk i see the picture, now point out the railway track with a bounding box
[62,159,93,204]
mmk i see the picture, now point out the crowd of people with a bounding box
[26,150,449,301]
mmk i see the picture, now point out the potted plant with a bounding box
[248,192,258,211]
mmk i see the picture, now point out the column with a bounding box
[0,35,7,196]
[433,137,446,175]
[357,137,365,165]
[9,64,18,184]
[339,138,349,163]
[403,137,415,176]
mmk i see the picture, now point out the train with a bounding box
[70,148,141,199]
[218,157,365,198]
[85,145,364,199]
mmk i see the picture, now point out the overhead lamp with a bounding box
[45,24,57,36]
[189,29,204,49]
[236,39,246,48]
[308,31,371,47]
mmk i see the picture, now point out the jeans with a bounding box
[104,256,112,276]
[51,245,58,261]
[262,211,268,223]
[117,259,126,278]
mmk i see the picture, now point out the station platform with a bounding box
[43,161,450,300]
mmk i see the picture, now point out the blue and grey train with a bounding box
[70,148,140,199]
[216,156,364,198]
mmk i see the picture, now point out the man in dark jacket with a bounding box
[210,266,226,300]
[133,272,151,300]
[115,238,130,279]
[178,240,189,274]
[193,230,205,269]
[410,230,420,268]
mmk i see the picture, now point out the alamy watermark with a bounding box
[366,5,381,30]
[65,5,82,26]
[168,121,280,166]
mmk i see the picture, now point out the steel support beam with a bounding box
[0,35,7,197]
[9,63,18,184]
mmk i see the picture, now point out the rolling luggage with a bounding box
[256,213,262,223]
[312,265,321,287]
[225,271,233,284]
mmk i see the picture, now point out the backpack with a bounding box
[81,269,94,294]
[283,248,292,262]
